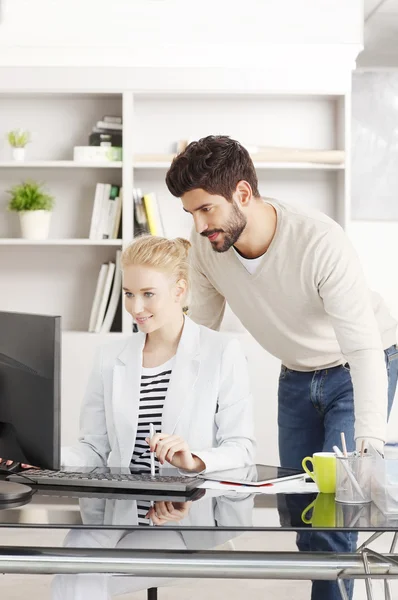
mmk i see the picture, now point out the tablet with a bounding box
[199,464,304,487]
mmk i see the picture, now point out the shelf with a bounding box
[0,161,122,168]
[0,238,123,246]
[133,160,345,170]
[62,331,127,336]
[134,161,175,169]
[133,153,345,171]
[253,162,344,170]
[0,159,344,171]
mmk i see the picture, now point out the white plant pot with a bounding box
[19,211,52,240]
[12,147,26,161]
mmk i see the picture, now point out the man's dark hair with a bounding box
[165,135,260,201]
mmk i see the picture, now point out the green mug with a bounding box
[302,452,336,493]
[301,493,336,527]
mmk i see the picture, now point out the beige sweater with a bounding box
[189,200,397,444]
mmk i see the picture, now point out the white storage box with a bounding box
[73,146,122,162]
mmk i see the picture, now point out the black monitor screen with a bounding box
[0,311,60,469]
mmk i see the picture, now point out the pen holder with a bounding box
[335,500,372,527]
[335,453,373,504]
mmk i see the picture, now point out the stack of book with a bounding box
[133,188,164,237]
[89,115,123,149]
[89,251,122,333]
[73,115,123,163]
[89,183,122,240]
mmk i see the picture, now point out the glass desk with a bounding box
[0,476,398,600]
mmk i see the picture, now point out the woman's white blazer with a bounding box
[62,316,255,473]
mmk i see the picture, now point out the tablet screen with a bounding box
[201,464,303,486]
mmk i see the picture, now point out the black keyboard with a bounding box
[28,485,206,503]
[8,470,202,493]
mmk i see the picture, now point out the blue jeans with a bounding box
[278,344,398,600]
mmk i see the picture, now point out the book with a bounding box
[133,188,149,236]
[142,192,164,236]
[98,183,112,240]
[103,115,122,125]
[88,263,109,332]
[96,121,123,131]
[89,131,123,147]
[110,296,123,332]
[100,250,122,333]
[89,183,105,240]
[112,188,123,239]
[94,261,116,333]
[102,184,120,239]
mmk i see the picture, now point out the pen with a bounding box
[360,439,366,458]
[220,481,273,487]
[333,445,365,500]
[149,423,155,477]
[340,431,348,457]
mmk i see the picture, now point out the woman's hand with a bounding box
[146,501,192,526]
[146,433,205,472]
[0,458,36,470]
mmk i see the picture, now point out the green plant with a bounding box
[7,181,55,212]
[7,128,31,148]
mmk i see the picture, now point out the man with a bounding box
[166,135,398,600]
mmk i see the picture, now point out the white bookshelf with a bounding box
[0,238,122,245]
[0,161,122,168]
[0,89,349,336]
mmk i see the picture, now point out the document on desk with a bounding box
[199,478,318,494]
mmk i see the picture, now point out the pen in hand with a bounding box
[148,422,155,526]
[149,423,156,477]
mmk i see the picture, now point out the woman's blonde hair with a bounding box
[121,235,191,309]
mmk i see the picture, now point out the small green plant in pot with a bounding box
[7,180,55,240]
[7,129,31,161]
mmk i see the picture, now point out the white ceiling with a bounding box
[359,0,398,67]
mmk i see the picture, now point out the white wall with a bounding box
[358,0,398,68]
[349,70,398,443]
[349,222,398,445]
[0,0,368,466]
[0,0,363,68]
[0,0,363,46]
[349,224,398,323]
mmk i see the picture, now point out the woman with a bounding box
[62,235,255,483]
[52,235,255,599]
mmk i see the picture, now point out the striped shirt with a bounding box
[131,356,175,525]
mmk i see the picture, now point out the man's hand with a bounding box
[146,433,205,472]
[146,501,192,526]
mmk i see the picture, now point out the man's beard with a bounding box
[201,202,247,253]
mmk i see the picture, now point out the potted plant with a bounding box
[7,180,55,240]
[7,129,31,161]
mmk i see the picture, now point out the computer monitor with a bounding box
[0,311,61,470]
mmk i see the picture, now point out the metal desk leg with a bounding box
[390,533,398,554]
[147,587,158,600]
[384,532,398,598]
[337,577,350,600]
[362,551,374,600]
[384,579,392,600]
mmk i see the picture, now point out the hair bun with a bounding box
[174,237,191,257]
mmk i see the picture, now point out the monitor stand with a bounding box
[0,480,33,505]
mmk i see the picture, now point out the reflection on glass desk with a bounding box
[1,486,398,531]
[2,468,398,598]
